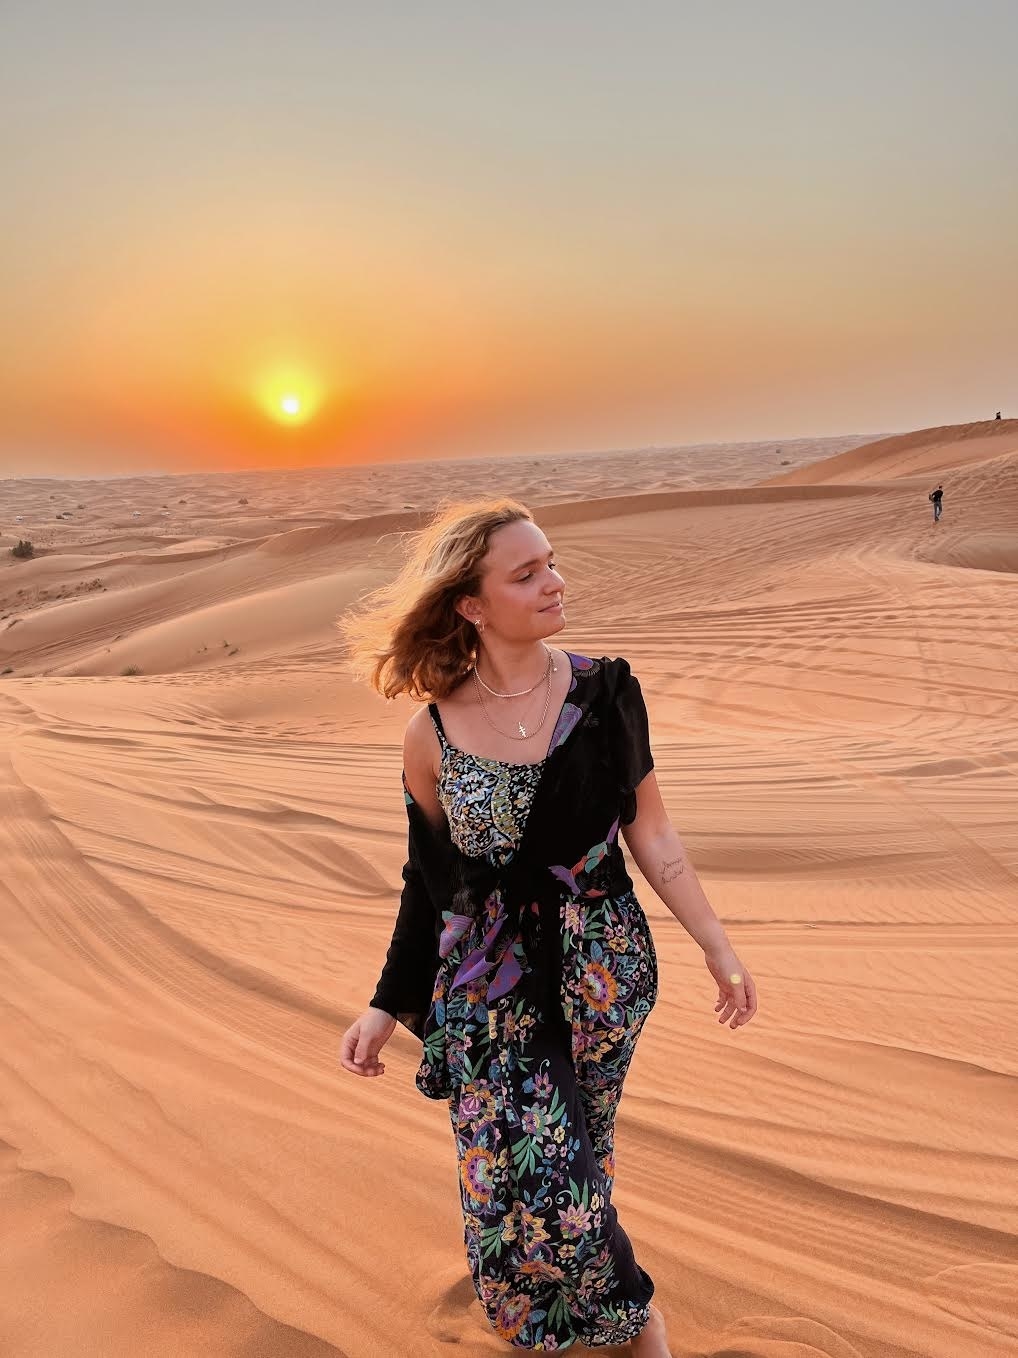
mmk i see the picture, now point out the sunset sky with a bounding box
[2,1,1016,477]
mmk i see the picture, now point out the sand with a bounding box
[1,420,1016,1358]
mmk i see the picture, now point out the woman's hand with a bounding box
[704,944,757,1029]
[339,1007,397,1077]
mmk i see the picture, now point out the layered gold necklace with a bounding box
[472,646,557,740]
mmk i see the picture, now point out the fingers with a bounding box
[715,977,743,1024]
[729,971,758,1027]
[716,971,759,1029]
[338,1025,386,1078]
[741,973,758,1022]
[340,1052,385,1076]
[354,1029,374,1064]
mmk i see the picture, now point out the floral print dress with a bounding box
[414,658,659,1351]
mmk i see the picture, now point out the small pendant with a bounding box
[518,721,527,737]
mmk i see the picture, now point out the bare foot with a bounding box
[629,1304,671,1357]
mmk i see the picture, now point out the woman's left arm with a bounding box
[621,771,758,1028]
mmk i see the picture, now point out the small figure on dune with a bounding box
[928,484,944,523]
[995,410,1001,420]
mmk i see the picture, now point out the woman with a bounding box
[340,500,757,1354]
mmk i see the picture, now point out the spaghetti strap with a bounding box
[427,702,450,748]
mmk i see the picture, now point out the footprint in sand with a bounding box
[921,1263,1018,1340]
[710,1315,865,1358]
[425,1268,499,1351]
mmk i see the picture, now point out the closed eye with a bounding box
[519,561,556,581]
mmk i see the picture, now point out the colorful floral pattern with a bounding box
[412,656,659,1349]
[433,736,546,865]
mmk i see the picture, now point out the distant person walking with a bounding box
[929,484,944,523]
[995,410,1002,420]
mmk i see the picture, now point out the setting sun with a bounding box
[253,367,325,427]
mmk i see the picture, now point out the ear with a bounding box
[453,593,481,627]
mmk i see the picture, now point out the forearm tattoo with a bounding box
[660,855,685,883]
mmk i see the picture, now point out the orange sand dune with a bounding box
[915,530,1018,576]
[1,428,1017,1357]
[758,418,1018,487]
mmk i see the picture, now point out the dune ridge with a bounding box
[758,418,1018,487]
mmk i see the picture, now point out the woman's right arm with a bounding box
[339,710,445,1078]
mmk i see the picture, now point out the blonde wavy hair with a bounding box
[342,498,534,701]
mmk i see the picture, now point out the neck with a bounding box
[474,640,552,693]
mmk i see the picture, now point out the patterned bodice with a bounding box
[429,705,545,865]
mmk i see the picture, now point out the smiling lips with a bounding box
[541,600,564,612]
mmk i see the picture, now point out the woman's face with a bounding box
[461,519,566,642]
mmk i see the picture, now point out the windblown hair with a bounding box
[342,498,533,701]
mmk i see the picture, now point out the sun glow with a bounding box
[255,368,324,426]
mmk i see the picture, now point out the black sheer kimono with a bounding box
[369,654,654,1039]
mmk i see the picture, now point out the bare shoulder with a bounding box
[404,703,440,768]
[403,704,445,829]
